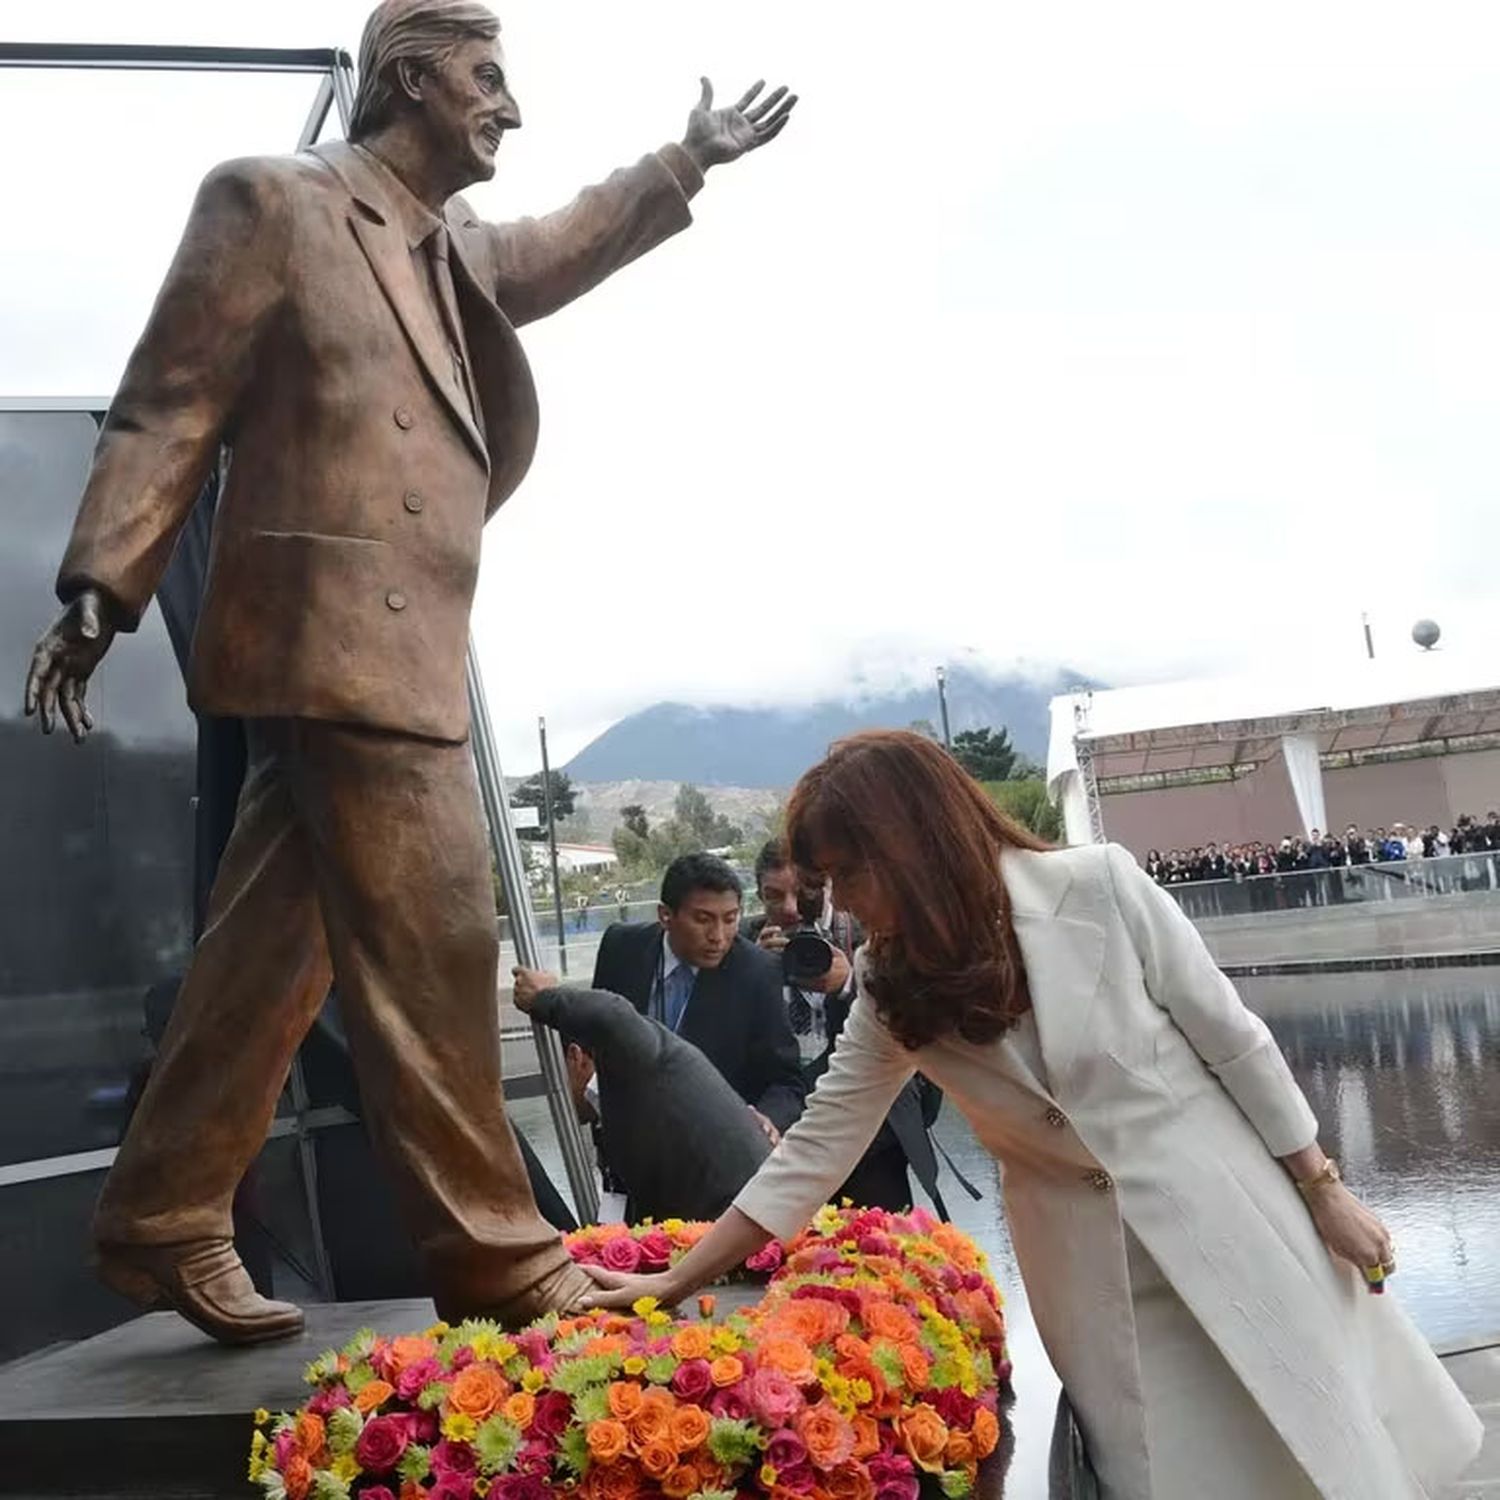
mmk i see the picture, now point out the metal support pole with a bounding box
[1072,694,1108,845]
[538,717,569,976]
[1362,612,1376,660]
[466,644,599,1224]
[936,665,953,749]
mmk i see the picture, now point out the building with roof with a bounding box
[1047,652,1500,855]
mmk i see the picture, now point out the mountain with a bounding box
[564,667,1096,789]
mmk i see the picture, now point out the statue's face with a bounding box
[419,33,521,187]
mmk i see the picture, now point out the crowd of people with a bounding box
[1144,811,1500,886]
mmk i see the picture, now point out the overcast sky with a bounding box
[5,1,1499,769]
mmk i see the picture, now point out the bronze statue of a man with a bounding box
[22,0,794,1345]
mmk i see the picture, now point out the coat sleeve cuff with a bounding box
[656,142,705,201]
[1213,1038,1320,1157]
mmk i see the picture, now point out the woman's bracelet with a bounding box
[1293,1157,1342,1196]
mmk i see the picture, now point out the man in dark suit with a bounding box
[591,853,806,1141]
[511,967,771,1222]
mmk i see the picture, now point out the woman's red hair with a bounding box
[785,729,1050,1050]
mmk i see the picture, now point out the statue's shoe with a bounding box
[96,1237,305,1346]
[440,1259,597,1330]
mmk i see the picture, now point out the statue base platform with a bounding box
[0,1298,437,1498]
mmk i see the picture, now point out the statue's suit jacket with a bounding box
[58,139,702,741]
[735,843,1482,1499]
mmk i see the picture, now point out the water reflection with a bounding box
[1245,969,1500,1346]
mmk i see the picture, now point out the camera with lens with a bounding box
[780,884,839,988]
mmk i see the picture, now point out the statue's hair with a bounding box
[349,0,501,141]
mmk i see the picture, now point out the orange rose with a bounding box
[282,1453,313,1500]
[945,1431,977,1467]
[449,1362,508,1421]
[637,1439,677,1479]
[385,1335,437,1375]
[826,1462,877,1500]
[503,1391,535,1429]
[607,1380,645,1422]
[862,1301,919,1346]
[757,1334,815,1384]
[293,1412,325,1458]
[898,1403,950,1474]
[851,1415,882,1460]
[669,1403,711,1453]
[354,1379,395,1415]
[931,1223,979,1271]
[586,1334,629,1360]
[628,1399,672,1448]
[795,1399,855,1470]
[400,1482,426,1500]
[709,1355,744,1388]
[957,1288,1006,1341]
[670,1324,712,1360]
[586,1418,631,1464]
[662,1463,702,1498]
[897,1343,931,1392]
[590,1461,645,1500]
[972,1405,1000,1459]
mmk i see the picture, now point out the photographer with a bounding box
[745,841,968,1217]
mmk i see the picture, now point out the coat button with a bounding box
[394,406,414,430]
[1044,1106,1068,1128]
[386,590,407,612]
[403,491,424,514]
[1086,1169,1113,1192]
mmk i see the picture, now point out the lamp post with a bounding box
[538,716,569,977]
[935,665,953,749]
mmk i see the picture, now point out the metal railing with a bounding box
[1162,851,1500,922]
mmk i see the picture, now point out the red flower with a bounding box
[531,1390,573,1439]
[746,1241,784,1272]
[670,1358,712,1402]
[432,1439,478,1475]
[600,1235,643,1272]
[354,1415,408,1474]
[636,1228,673,1268]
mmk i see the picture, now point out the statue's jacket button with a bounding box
[386,590,407,612]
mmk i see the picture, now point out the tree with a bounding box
[985,778,1064,843]
[907,718,939,741]
[952,725,1020,782]
[510,770,575,841]
[620,803,650,840]
[672,783,743,849]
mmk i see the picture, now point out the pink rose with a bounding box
[493,1476,551,1500]
[531,1390,572,1440]
[750,1367,804,1429]
[432,1439,478,1475]
[670,1358,712,1402]
[767,1430,809,1472]
[354,1415,409,1474]
[407,1408,440,1445]
[307,1385,352,1416]
[869,1453,920,1500]
[273,1430,297,1467]
[600,1235,643,1272]
[430,1478,474,1500]
[710,1383,753,1421]
[396,1357,444,1401]
[450,1346,475,1372]
[745,1241,784,1273]
[930,1389,978,1428]
[636,1228,673,1269]
[775,1464,818,1495]
[362,1490,397,1500]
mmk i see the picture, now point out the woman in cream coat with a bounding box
[584,730,1482,1499]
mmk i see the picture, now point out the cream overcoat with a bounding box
[733,842,1482,1499]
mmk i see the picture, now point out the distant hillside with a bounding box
[564,667,1096,788]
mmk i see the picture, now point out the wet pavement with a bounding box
[511,963,1500,1495]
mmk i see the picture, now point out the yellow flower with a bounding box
[443,1413,479,1442]
[813,1205,842,1234]
[632,1296,661,1319]
[850,1378,873,1406]
[645,1310,671,1329]
[474,1480,492,1498]
[623,1356,647,1376]
[521,1367,547,1394]
[661,1219,685,1235]
[759,1463,779,1489]
[253,1408,271,1427]
[709,1328,742,1355]
[331,1454,360,1484]
[424,1321,451,1340]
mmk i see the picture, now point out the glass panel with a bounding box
[0,410,196,1166]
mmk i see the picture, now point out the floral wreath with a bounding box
[248,1204,1010,1500]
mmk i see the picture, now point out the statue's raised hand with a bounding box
[23,588,118,742]
[681,78,797,173]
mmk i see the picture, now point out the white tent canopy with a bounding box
[1048,653,1500,847]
